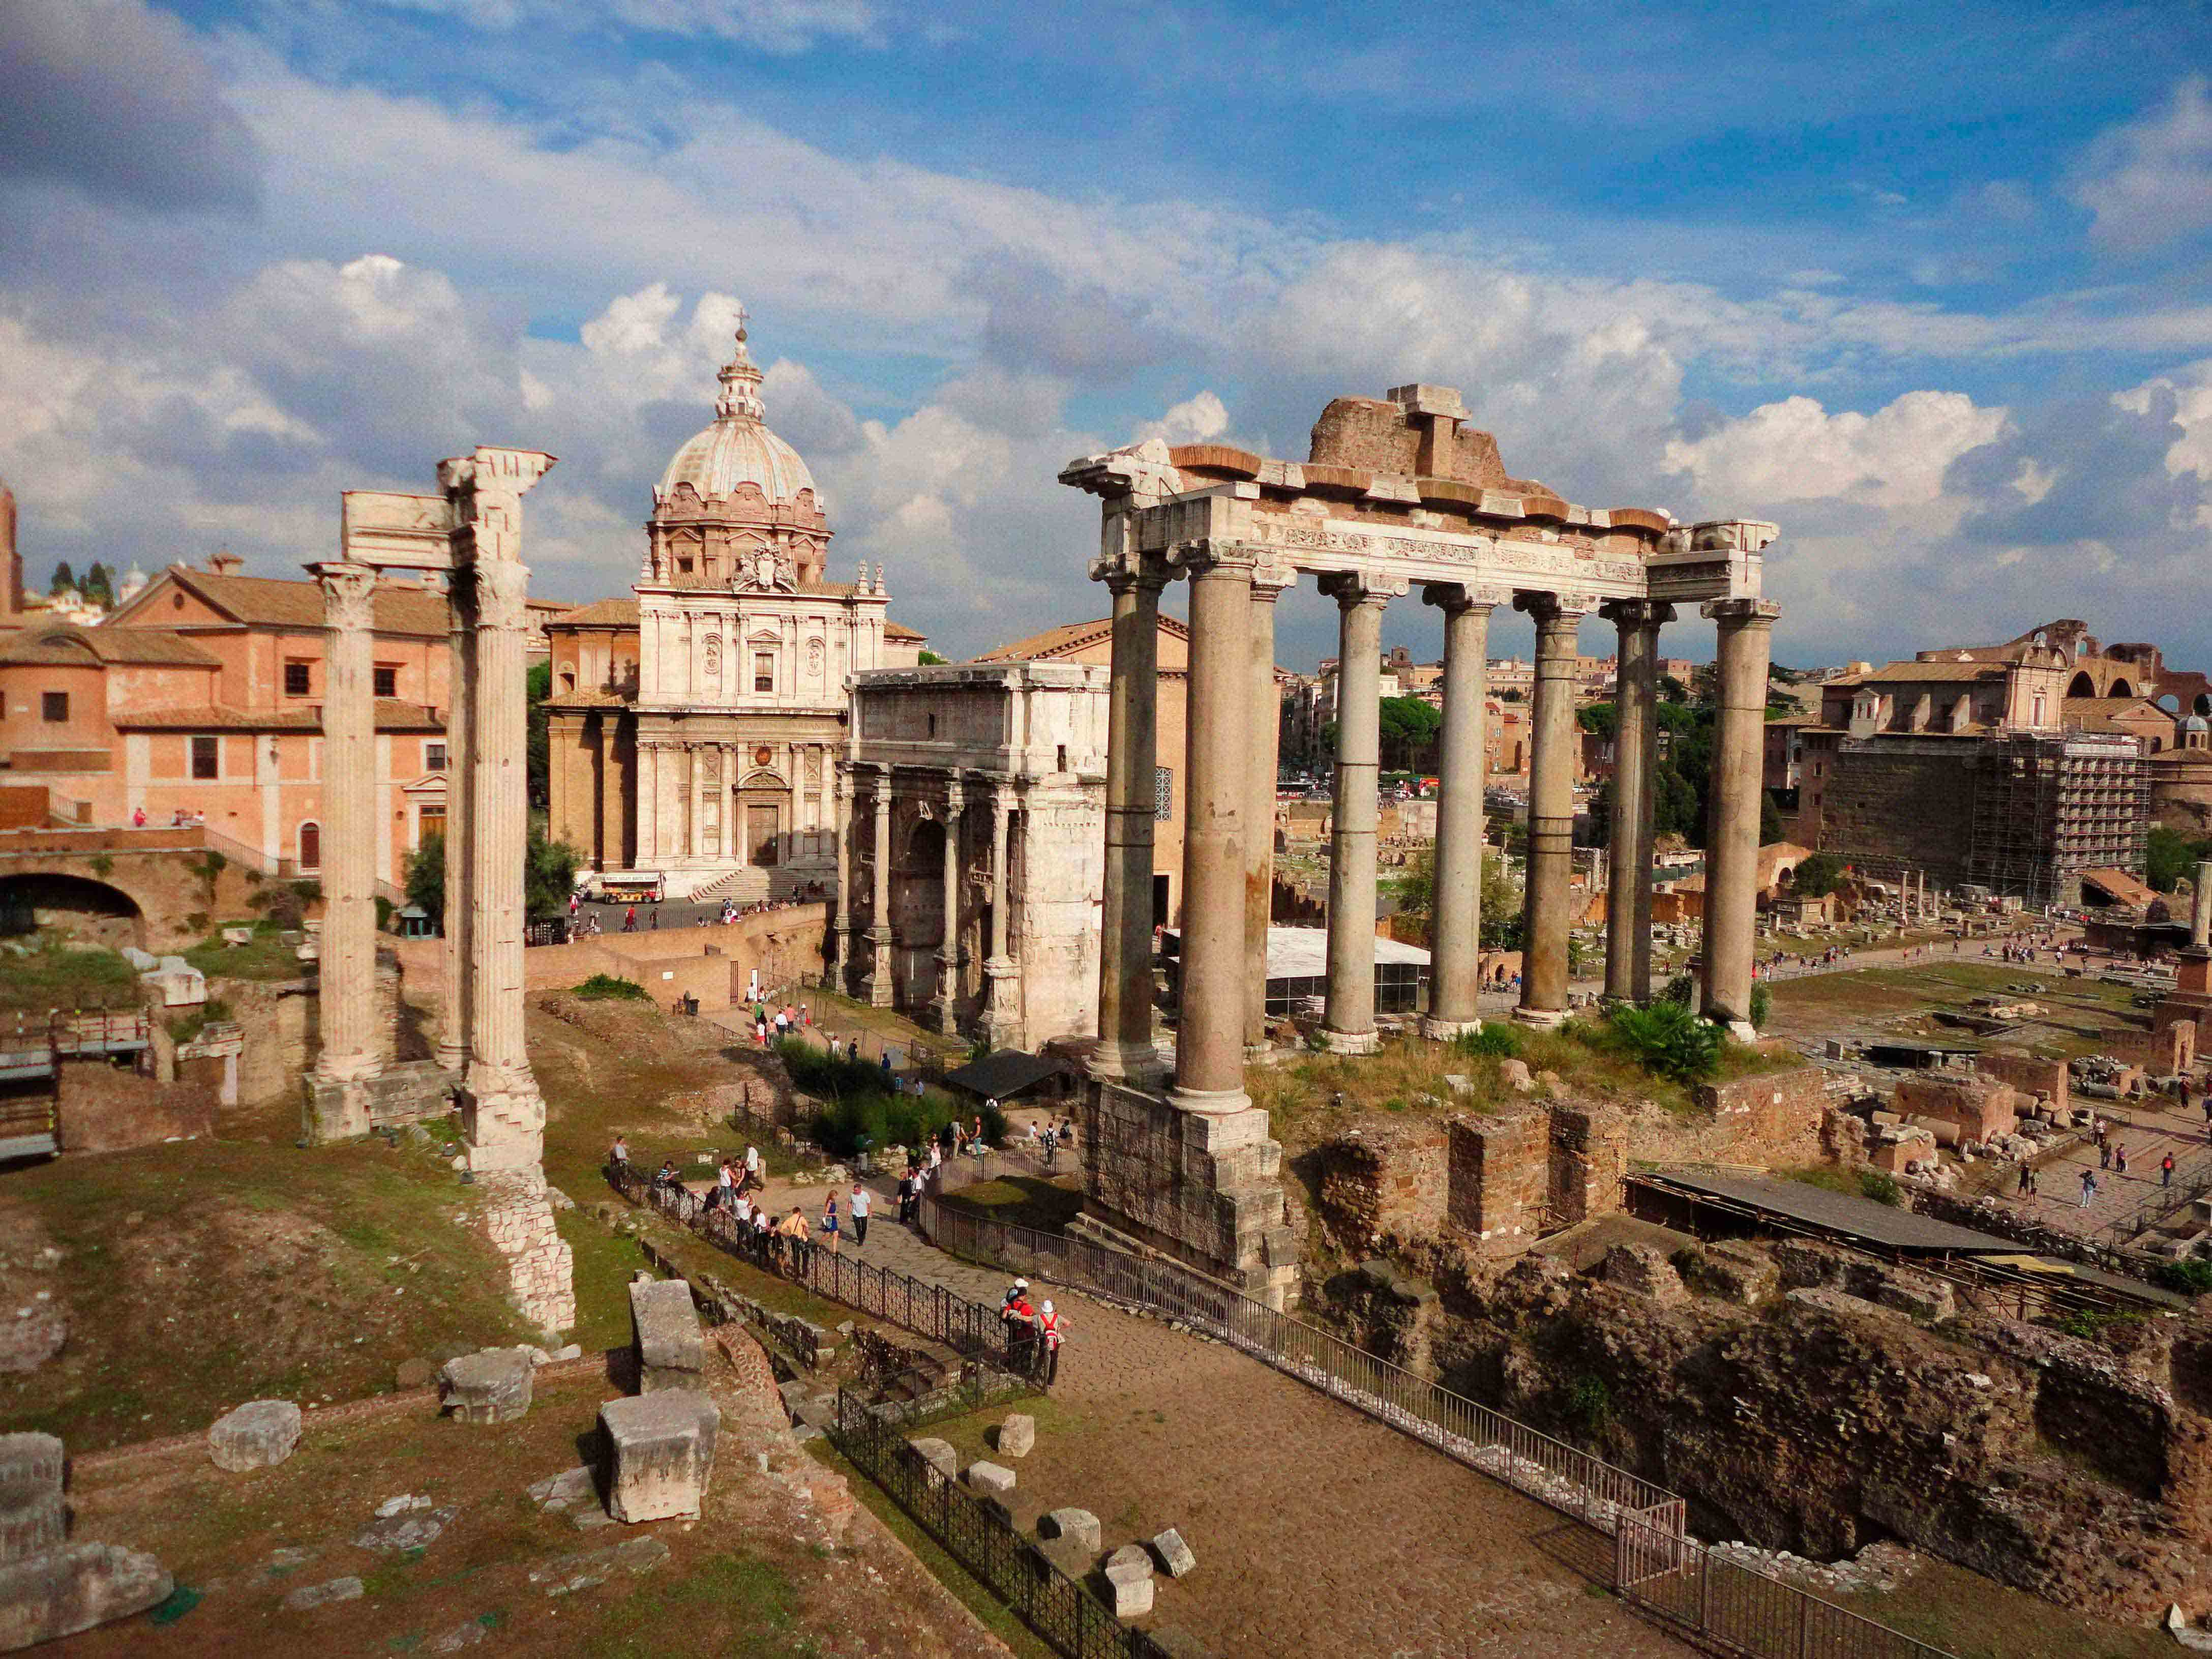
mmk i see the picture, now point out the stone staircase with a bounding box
[674,866,770,905]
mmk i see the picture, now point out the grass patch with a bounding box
[184,921,308,983]
[0,937,139,1013]
[937,1175,1084,1234]
[586,1553,812,1658]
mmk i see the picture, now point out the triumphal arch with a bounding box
[1061,384,1777,1305]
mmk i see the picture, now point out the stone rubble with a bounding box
[206,1400,302,1472]
[1101,1542,1155,1618]
[352,1506,457,1553]
[280,1576,363,1612]
[964,1460,1017,1496]
[437,1347,534,1424]
[527,1467,596,1511]
[1151,1527,1198,1579]
[1039,1508,1101,1551]
[527,1535,671,1596]
[995,1413,1035,1458]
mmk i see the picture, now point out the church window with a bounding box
[284,660,312,697]
[426,740,447,772]
[41,692,67,723]
[192,736,220,779]
[374,666,398,698]
[755,653,774,693]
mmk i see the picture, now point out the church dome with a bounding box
[2183,714,2209,734]
[655,317,816,506]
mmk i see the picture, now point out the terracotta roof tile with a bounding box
[116,699,444,732]
[0,624,219,668]
[550,598,641,629]
[131,567,454,638]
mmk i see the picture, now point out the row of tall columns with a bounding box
[1603,601,1671,1005]
[1701,599,1781,1034]
[1320,574,1399,1053]
[1515,594,1589,1026]
[1418,585,1500,1038]
[310,562,381,1087]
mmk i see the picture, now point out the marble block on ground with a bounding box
[206,1401,302,1472]
[0,1543,172,1648]
[0,1435,65,1566]
[439,1348,533,1424]
[601,1391,719,1524]
[1039,1508,1100,1552]
[964,1460,1015,1496]
[908,1438,958,1480]
[995,1414,1035,1458]
[1152,1527,1197,1578]
[629,1279,705,1393]
[1102,1543,1154,1619]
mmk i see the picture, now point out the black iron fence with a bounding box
[608,1164,1042,1381]
[919,1196,1956,1659]
[828,1384,1167,1659]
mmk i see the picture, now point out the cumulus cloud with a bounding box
[2070,75,2212,253]
[0,0,261,211]
[1661,391,2008,515]
[1134,391,1229,446]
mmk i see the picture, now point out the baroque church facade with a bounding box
[545,316,924,898]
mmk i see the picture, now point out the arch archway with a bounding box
[297,821,322,872]
[2067,671,2097,697]
[0,872,146,954]
[2110,678,2134,700]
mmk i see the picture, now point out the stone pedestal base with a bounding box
[980,957,1020,1051]
[1511,1006,1566,1030]
[602,1391,720,1523]
[1419,1016,1481,1042]
[303,1061,454,1145]
[1086,1042,1167,1092]
[1717,1018,1757,1044]
[864,929,895,1009]
[1078,1078,1299,1310]
[475,1171,577,1336]
[1319,1027,1380,1055]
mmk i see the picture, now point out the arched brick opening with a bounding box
[0,872,146,954]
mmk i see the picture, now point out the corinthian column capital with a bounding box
[1421,580,1511,615]
[312,561,378,631]
[1701,597,1782,630]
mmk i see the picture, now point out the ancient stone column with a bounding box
[1172,540,1256,1111]
[437,568,474,1073]
[1602,601,1671,1004]
[1421,583,1501,1039]
[2194,859,2212,949]
[982,784,1021,1049]
[444,448,556,1175]
[310,560,382,1114]
[1244,564,1292,1050]
[1701,598,1781,1037]
[1089,557,1167,1085]
[825,762,852,990]
[865,767,894,1008]
[936,775,965,1035]
[1515,591,1592,1027]
[1319,572,1400,1054]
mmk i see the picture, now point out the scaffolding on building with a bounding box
[1967,732,2148,905]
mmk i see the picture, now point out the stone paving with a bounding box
[2001,1096,2212,1243]
[735,1166,1690,1657]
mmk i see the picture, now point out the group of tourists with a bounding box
[749,1001,807,1045]
[998,1276,1064,1384]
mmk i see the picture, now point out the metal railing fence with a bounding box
[608,1165,1041,1380]
[828,1384,1167,1659]
[919,1196,1956,1659]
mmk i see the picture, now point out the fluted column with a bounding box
[825,762,853,990]
[1602,601,1672,1004]
[1089,557,1168,1085]
[1421,583,1503,1038]
[443,448,555,1173]
[437,567,474,1073]
[311,560,382,1093]
[1701,598,1780,1036]
[1515,591,1592,1027]
[1319,571,1401,1054]
[865,766,894,1008]
[982,782,1020,1049]
[1171,539,1256,1112]
[936,775,965,1035]
[637,739,658,865]
[1244,564,1293,1050]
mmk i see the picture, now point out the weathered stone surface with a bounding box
[601,1391,719,1524]
[630,1278,705,1393]
[430,1620,487,1652]
[207,1400,302,1472]
[1101,1543,1154,1618]
[1036,1534,1095,1582]
[0,1306,66,1377]
[0,1543,169,1647]
[395,1357,436,1390]
[353,1506,457,1553]
[1151,1527,1197,1578]
[438,1348,533,1424]
[374,1494,431,1519]
[1038,1508,1100,1551]
[964,1460,1015,1496]
[0,1435,65,1568]
[908,1437,958,1480]
[280,1575,361,1612]
[995,1413,1035,1458]
[1602,1242,1686,1305]
[529,1535,671,1595]
[527,1466,595,1510]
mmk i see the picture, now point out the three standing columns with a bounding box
[1701,599,1780,1036]
[1169,540,1256,1113]
[1419,584,1502,1039]
[1515,592,1592,1027]
[1319,573,1401,1054]
[1089,559,1168,1086]
[1602,601,1672,1005]
[311,561,382,1089]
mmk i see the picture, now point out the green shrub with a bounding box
[1452,1024,1522,1059]
[2155,1257,2212,1297]
[374,895,395,931]
[1658,972,1695,1008]
[1857,1170,1902,1206]
[1567,1373,1611,1434]
[1749,983,1771,1030]
[574,974,648,1001]
[1606,999,1722,1085]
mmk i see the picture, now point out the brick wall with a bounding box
[1693,1067,1832,1163]
[1818,743,1977,886]
[58,1058,216,1152]
[1975,1052,2070,1115]
[1548,1105,1626,1227]
[1895,1074,2018,1143]
[1446,1113,1546,1254]
[1314,1121,1448,1249]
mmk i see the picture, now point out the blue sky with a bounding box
[4,0,2211,674]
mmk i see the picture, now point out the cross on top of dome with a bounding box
[714,302,765,423]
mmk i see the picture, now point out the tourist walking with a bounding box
[2016,1160,2032,1197]
[849,1181,871,1247]
[2163,1152,2177,1188]
[2080,1169,2099,1208]
[777,1205,811,1270]
[1039,1300,1063,1386]
[2101,1141,2113,1171]
[2116,1144,2130,1177]
[821,1191,841,1257]
[623,905,637,933]
[744,1143,761,1190]
[608,1134,629,1173]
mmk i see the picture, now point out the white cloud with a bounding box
[2114,357,2212,481]
[1661,391,2008,515]
[364,0,879,51]
[1136,390,1229,445]
[2070,75,2212,253]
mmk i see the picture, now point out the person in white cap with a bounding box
[1039,1299,1064,1386]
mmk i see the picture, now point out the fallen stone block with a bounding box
[430,1620,487,1652]
[438,1348,533,1424]
[1151,1527,1197,1579]
[1101,1543,1154,1619]
[280,1575,362,1612]
[995,1414,1035,1458]
[0,1542,171,1646]
[908,1438,959,1480]
[529,1535,672,1596]
[629,1279,705,1393]
[0,1434,66,1567]
[1039,1508,1100,1552]
[601,1391,719,1524]
[964,1460,1015,1496]
[207,1401,302,1472]
[353,1506,457,1553]
[528,1467,595,1510]
[374,1494,432,1519]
